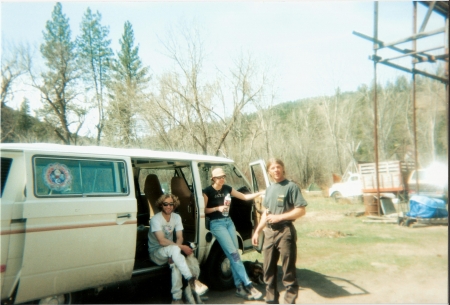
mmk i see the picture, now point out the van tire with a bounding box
[34,292,80,304]
[205,244,234,291]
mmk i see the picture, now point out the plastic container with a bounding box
[222,194,231,216]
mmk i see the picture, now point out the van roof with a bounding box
[0,143,234,163]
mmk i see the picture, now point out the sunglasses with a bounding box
[163,202,174,207]
[214,175,226,180]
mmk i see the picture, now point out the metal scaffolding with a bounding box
[353,1,449,215]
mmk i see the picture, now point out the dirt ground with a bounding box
[87,210,448,304]
[203,226,448,304]
[89,259,448,304]
[202,210,447,304]
[89,226,447,305]
[203,259,448,304]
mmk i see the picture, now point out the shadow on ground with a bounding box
[297,268,369,298]
[82,274,173,304]
[75,267,369,303]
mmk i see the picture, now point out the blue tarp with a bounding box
[406,195,448,218]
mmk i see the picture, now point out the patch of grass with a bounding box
[243,195,448,277]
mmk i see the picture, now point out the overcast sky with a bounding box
[1,1,447,111]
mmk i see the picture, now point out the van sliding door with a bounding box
[15,154,137,304]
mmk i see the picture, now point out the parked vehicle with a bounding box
[0,143,269,304]
[329,161,414,200]
[328,171,363,200]
[407,163,448,203]
[359,161,413,200]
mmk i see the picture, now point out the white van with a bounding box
[1,143,269,304]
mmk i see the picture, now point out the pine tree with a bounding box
[77,8,113,145]
[36,2,84,144]
[105,21,149,146]
[17,98,33,132]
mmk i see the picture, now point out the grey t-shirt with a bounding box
[148,212,184,253]
[263,179,307,215]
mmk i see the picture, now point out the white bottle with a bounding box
[222,194,231,216]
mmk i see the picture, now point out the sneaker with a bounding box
[194,279,209,296]
[188,277,208,296]
[236,284,253,300]
[245,284,263,300]
[172,299,184,304]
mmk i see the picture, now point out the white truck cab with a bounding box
[328,172,363,199]
[0,143,269,304]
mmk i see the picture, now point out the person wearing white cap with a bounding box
[202,167,265,300]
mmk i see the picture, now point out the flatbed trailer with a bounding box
[359,161,414,199]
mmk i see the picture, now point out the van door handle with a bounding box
[117,214,131,219]
[11,218,27,224]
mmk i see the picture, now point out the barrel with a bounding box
[364,195,379,216]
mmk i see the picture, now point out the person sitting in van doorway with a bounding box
[148,194,208,304]
[202,167,265,300]
[252,158,307,304]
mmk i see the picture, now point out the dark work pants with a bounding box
[263,224,298,304]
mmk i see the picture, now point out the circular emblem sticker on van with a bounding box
[43,163,72,191]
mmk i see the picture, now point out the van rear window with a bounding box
[33,157,129,197]
[1,157,13,197]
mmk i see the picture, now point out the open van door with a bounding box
[249,160,270,253]
[250,160,270,192]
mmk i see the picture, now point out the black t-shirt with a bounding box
[203,184,233,220]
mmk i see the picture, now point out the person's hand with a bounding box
[252,232,259,246]
[180,244,193,256]
[266,213,282,224]
[216,206,225,212]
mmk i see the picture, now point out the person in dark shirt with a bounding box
[203,167,264,300]
[252,158,307,304]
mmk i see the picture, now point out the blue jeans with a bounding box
[210,217,252,288]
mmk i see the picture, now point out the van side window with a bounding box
[33,157,129,197]
[1,157,13,197]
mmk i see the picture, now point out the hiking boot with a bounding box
[245,283,263,300]
[188,277,208,296]
[172,299,184,304]
[236,284,253,300]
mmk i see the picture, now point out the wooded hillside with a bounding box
[2,74,447,188]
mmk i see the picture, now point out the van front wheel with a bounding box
[205,245,234,290]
